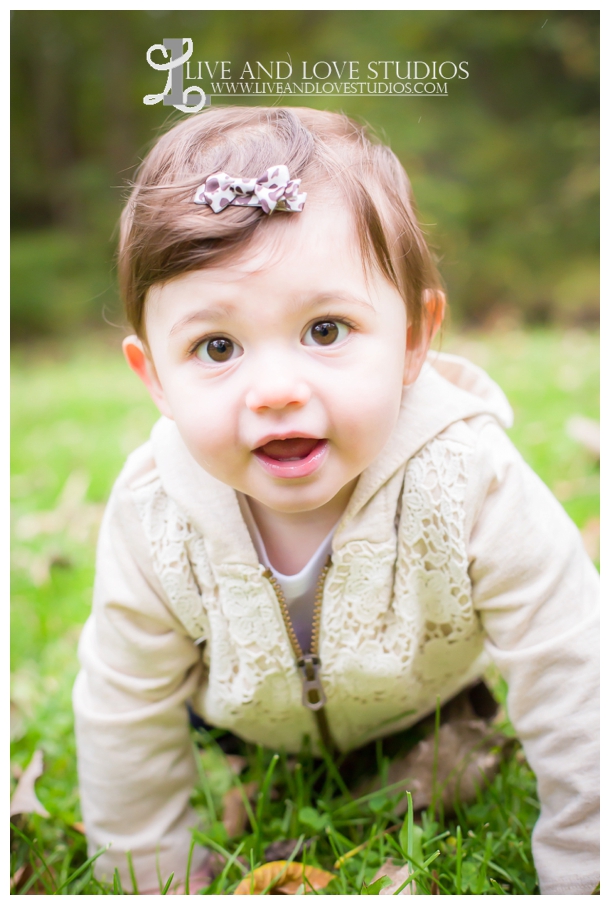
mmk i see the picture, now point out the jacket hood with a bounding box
[149,352,512,555]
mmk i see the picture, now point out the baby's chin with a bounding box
[241,474,360,516]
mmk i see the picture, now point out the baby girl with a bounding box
[73,106,599,894]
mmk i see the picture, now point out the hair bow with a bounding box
[193,165,306,214]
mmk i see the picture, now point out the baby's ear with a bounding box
[424,289,446,342]
[122,336,174,420]
[403,290,446,386]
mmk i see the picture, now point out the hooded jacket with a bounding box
[73,352,599,895]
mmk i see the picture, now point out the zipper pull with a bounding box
[296,654,327,711]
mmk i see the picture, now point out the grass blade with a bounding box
[184,835,196,895]
[161,871,175,894]
[113,868,124,894]
[126,850,138,894]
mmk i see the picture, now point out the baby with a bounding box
[73,107,599,895]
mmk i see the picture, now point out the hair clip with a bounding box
[193,165,306,214]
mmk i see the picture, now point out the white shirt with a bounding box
[238,493,336,652]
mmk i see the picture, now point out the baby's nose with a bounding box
[245,368,311,412]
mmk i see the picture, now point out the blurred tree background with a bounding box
[11,10,598,340]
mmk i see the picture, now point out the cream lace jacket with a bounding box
[73,353,599,895]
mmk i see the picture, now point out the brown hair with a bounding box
[118,106,444,342]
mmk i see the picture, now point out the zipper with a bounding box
[263,556,336,752]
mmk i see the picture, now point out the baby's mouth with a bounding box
[252,437,329,479]
[257,438,320,461]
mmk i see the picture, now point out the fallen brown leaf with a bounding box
[10,750,49,818]
[389,719,508,815]
[356,700,509,817]
[372,859,415,895]
[233,861,335,895]
[222,781,258,838]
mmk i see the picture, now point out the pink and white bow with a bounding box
[193,165,306,214]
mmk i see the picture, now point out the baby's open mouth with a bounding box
[257,437,320,461]
[253,438,329,478]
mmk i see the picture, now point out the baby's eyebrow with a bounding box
[169,305,234,336]
[292,291,376,313]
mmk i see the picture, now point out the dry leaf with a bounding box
[233,861,335,895]
[565,416,600,458]
[222,781,258,838]
[10,749,49,817]
[71,821,86,834]
[581,517,600,561]
[356,694,508,817]
[372,859,415,895]
[389,719,507,815]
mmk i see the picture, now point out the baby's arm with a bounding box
[465,417,599,896]
[73,445,208,891]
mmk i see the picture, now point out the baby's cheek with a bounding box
[336,370,403,435]
[172,404,240,478]
[193,426,236,467]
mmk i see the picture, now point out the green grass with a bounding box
[10,328,599,894]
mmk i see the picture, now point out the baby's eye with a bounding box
[302,320,350,347]
[195,337,243,364]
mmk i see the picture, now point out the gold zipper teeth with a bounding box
[311,556,331,656]
[264,555,332,659]
[264,570,303,660]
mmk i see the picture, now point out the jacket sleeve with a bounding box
[465,417,599,896]
[72,446,207,891]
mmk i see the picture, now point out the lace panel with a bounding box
[132,476,211,642]
[396,433,482,683]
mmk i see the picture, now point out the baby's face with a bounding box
[137,204,414,514]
